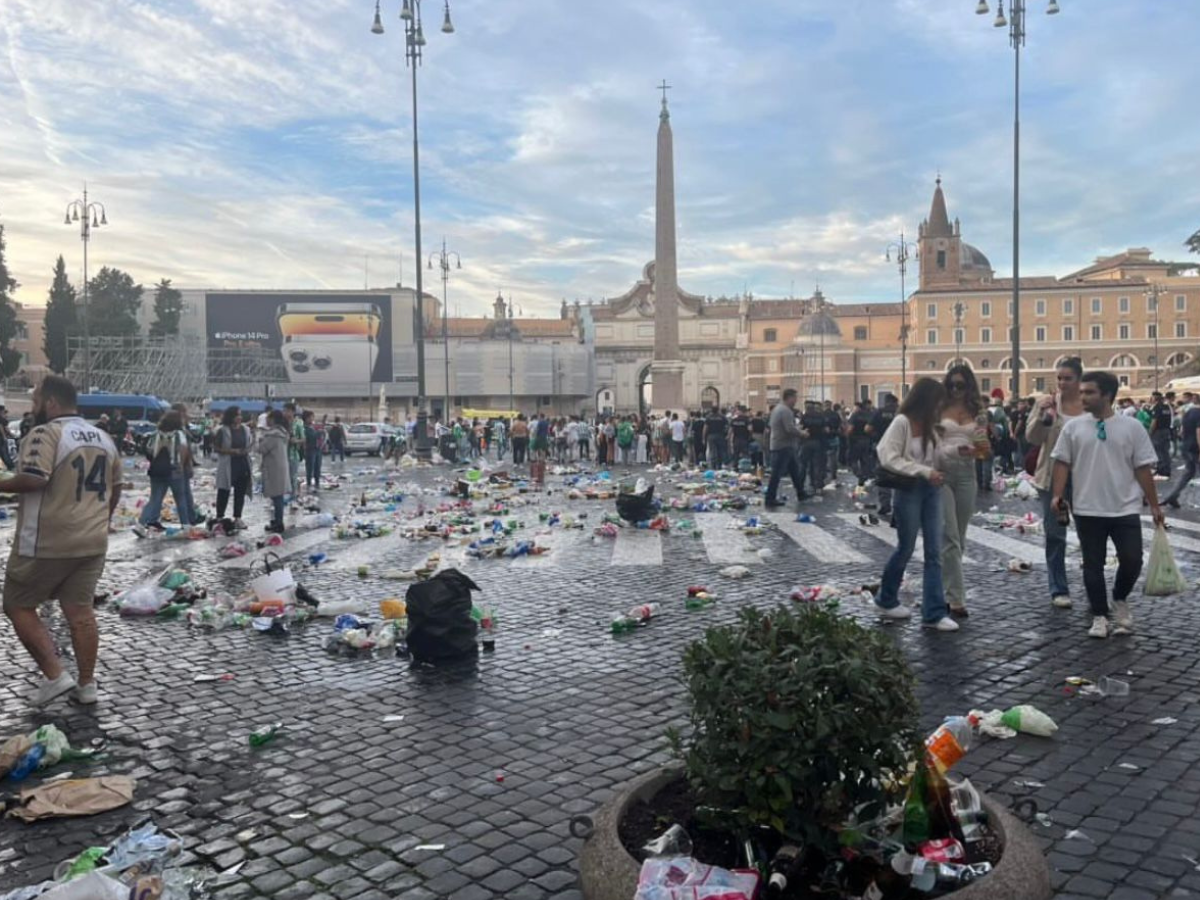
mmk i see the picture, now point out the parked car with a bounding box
[344,422,388,456]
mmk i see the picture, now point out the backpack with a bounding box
[617,422,634,447]
[405,569,481,663]
[146,432,180,479]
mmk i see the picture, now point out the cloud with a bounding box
[0,0,1196,322]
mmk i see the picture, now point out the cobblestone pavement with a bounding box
[3,456,1200,899]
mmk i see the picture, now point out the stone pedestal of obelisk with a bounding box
[650,91,685,413]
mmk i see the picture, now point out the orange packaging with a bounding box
[249,600,285,615]
[925,729,966,773]
[380,598,407,619]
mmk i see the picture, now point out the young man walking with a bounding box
[1051,371,1164,639]
[3,376,122,706]
[1162,393,1200,509]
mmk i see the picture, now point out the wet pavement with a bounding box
[3,456,1200,899]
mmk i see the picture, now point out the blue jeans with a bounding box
[330,443,345,462]
[878,479,947,623]
[182,476,196,525]
[140,475,190,527]
[706,439,725,469]
[1038,486,1071,598]
[305,448,323,487]
[799,441,825,493]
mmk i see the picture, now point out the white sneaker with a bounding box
[31,672,77,707]
[1112,601,1134,635]
[1051,594,1073,609]
[923,617,961,632]
[1088,616,1109,639]
[875,603,912,620]
[71,681,99,705]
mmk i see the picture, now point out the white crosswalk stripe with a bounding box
[700,516,763,565]
[762,511,870,564]
[610,528,663,566]
[963,525,1044,565]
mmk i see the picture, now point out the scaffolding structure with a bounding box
[66,335,278,405]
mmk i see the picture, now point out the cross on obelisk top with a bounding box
[658,79,672,120]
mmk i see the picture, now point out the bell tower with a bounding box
[918,177,963,290]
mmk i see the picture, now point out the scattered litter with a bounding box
[1064,829,1092,842]
[383,715,405,724]
[1012,780,1045,789]
[1118,763,1141,771]
[6,776,136,822]
[642,824,693,858]
[1006,559,1033,573]
[414,844,446,851]
[1096,676,1129,697]
[1034,812,1053,827]
[718,565,751,579]
[1152,717,1179,725]
[193,673,234,683]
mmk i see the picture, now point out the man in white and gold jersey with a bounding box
[2,375,122,707]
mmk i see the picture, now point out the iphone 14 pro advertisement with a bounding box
[206,293,393,384]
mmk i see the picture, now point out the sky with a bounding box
[1,0,1197,317]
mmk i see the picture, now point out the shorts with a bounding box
[3,552,107,612]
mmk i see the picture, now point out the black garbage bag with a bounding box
[616,483,656,523]
[405,568,481,663]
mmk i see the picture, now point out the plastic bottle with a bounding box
[104,822,181,871]
[948,777,988,841]
[8,743,46,782]
[765,844,803,897]
[925,714,981,773]
[610,615,640,635]
[248,724,281,747]
[627,603,660,622]
[155,602,190,620]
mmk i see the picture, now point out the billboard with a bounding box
[206,293,393,385]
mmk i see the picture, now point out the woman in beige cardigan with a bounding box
[874,378,963,632]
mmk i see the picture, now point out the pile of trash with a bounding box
[1,820,204,900]
[636,706,1060,898]
[790,583,877,604]
[466,537,550,559]
[333,520,392,540]
[0,725,101,782]
[322,612,406,656]
[974,511,1043,535]
[113,569,207,618]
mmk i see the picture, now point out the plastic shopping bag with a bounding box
[1145,525,1188,596]
[250,552,296,604]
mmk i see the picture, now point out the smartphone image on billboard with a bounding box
[276,303,382,384]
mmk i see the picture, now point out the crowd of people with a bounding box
[4,366,1195,708]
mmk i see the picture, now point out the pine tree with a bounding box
[0,218,22,378]
[86,266,143,336]
[149,278,183,336]
[1188,228,1200,256]
[44,255,77,374]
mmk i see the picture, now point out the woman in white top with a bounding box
[874,378,959,632]
[939,364,987,618]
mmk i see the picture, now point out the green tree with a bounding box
[149,278,183,336]
[0,218,22,378]
[43,255,78,374]
[86,266,143,336]
[1188,228,1200,256]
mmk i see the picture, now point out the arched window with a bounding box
[1110,353,1138,368]
[701,386,720,410]
[1166,352,1194,368]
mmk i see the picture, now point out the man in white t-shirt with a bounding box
[1051,370,1164,640]
[670,413,686,464]
[256,404,272,431]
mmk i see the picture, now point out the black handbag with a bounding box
[875,467,921,491]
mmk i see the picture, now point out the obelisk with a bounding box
[651,81,685,413]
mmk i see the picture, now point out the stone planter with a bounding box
[579,767,1052,900]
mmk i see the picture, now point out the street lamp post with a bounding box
[885,232,916,399]
[372,0,455,458]
[63,185,108,392]
[974,0,1061,398]
[1146,283,1163,390]
[507,298,515,413]
[954,301,965,364]
[428,238,460,419]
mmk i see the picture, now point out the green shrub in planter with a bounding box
[670,603,920,852]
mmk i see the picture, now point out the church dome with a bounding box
[962,243,992,271]
[796,310,841,340]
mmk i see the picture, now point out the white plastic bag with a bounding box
[635,857,759,900]
[250,553,296,604]
[1145,525,1187,596]
[117,584,174,616]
